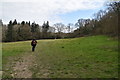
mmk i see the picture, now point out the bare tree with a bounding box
[53,23,65,33]
[67,23,74,33]
[53,23,65,38]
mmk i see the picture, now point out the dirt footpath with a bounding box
[3,51,51,78]
[12,53,36,78]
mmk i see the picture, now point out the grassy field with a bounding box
[2,35,118,78]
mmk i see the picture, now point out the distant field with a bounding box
[2,35,118,78]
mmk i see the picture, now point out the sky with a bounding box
[0,0,110,26]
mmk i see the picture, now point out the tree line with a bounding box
[2,20,74,42]
[74,1,119,37]
[1,1,119,42]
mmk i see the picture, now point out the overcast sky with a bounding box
[0,0,109,26]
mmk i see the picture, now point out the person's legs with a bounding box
[32,45,36,52]
[32,46,34,52]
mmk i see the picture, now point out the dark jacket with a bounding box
[31,40,37,46]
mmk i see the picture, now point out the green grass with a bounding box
[2,41,31,64]
[2,41,32,78]
[2,35,118,78]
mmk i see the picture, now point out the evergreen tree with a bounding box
[21,21,25,25]
[0,19,3,26]
[31,22,40,39]
[12,19,17,25]
[6,20,13,41]
[46,21,49,28]
[28,21,30,26]
[42,21,50,38]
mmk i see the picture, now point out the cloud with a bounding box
[1,0,107,25]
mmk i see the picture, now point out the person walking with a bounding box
[31,39,37,52]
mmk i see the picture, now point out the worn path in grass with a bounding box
[2,41,35,78]
[2,41,52,78]
[12,51,50,78]
[12,53,35,78]
[2,50,36,78]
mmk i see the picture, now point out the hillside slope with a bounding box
[2,35,118,78]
